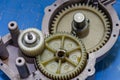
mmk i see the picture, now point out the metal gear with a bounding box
[49,3,111,54]
[36,32,88,80]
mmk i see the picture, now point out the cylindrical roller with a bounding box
[15,57,30,79]
[0,36,9,60]
[8,21,20,47]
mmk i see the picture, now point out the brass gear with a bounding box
[49,3,111,54]
[36,32,87,80]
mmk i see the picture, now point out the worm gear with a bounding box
[49,3,111,54]
[18,28,44,57]
[36,32,88,80]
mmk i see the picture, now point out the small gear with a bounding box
[18,28,44,57]
[49,3,111,53]
[36,32,87,80]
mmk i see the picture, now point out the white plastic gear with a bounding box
[36,32,87,80]
[50,3,111,53]
[18,28,44,57]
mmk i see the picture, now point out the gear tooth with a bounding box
[71,4,75,8]
[65,7,68,11]
[103,15,107,18]
[54,17,58,21]
[92,5,96,9]
[67,5,71,9]
[52,20,56,24]
[78,3,81,6]
[99,10,102,13]
[89,5,92,8]
[75,4,78,7]
[85,3,89,6]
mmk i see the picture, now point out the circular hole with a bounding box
[113,34,116,37]
[18,59,22,63]
[88,69,91,72]
[57,51,65,58]
[76,78,79,80]
[48,9,51,12]
[116,23,119,26]
[54,4,57,6]
[0,63,3,66]
[10,23,14,27]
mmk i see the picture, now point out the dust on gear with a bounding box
[36,32,87,80]
[49,3,111,54]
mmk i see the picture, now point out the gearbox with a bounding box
[0,0,120,80]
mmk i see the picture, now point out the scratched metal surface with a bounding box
[0,0,120,80]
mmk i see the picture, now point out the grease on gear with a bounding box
[49,3,111,54]
[36,32,87,80]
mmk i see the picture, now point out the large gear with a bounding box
[36,32,87,80]
[49,3,111,54]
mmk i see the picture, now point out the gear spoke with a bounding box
[56,60,62,74]
[60,36,65,48]
[65,57,77,67]
[67,46,80,55]
[41,57,56,65]
[45,43,56,54]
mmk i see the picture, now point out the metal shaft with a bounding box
[73,12,86,30]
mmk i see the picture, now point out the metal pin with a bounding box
[24,32,37,44]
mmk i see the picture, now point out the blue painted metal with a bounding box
[0,0,119,80]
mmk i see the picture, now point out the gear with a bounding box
[36,32,87,80]
[18,28,44,57]
[49,3,111,54]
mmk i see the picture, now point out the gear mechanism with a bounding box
[49,3,111,54]
[36,32,87,80]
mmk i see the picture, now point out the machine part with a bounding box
[42,0,120,62]
[36,33,95,80]
[72,12,89,37]
[8,21,20,47]
[18,28,45,57]
[48,3,111,54]
[16,57,30,79]
[0,27,37,80]
[0,36,9,60]
[0,27,96,80]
